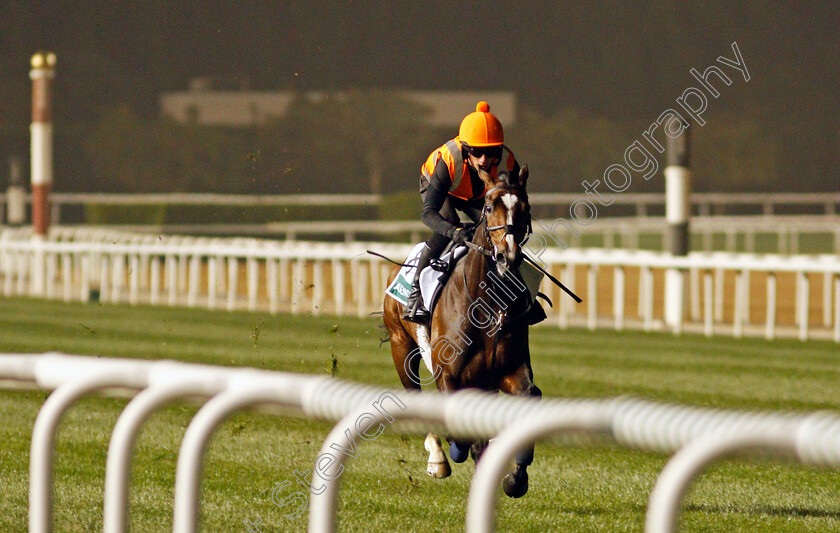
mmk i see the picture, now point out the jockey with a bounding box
[403,101,521,323]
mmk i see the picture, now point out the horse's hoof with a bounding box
[449,440,470,463]
[470,440,488,463]
[425,434,451,478]
[502,469,529,498]
[427,461,452,478]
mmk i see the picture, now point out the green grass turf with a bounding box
[0,296,839,532]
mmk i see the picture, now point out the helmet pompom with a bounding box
[476,101,490,113]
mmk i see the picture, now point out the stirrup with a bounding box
[403,287,429,324]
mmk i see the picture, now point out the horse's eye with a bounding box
[484,205,492,214]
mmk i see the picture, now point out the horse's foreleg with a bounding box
[498,364,542,498]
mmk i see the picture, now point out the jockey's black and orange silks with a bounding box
[418,139,519,245]
[419,137,516,200]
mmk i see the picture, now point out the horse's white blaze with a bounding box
[415,324,434,374]
[502,193,518,250]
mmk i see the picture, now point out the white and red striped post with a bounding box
[664,128,691,328]
[29,51,56,295]
[30,51,56,237]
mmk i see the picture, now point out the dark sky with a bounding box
[0,1,837,191]
[2,1,837,117]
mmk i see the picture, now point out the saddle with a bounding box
[385,242,548,325]
[385,242,466,312]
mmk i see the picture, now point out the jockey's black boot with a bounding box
[403,244,435,323]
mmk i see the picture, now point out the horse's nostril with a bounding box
[496,253,507,265]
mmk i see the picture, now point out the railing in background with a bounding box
[1,191,839,225]
[3,353,840,532]
[1,227,838,342]
[3,215,837,254]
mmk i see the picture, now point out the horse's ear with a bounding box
[518,165,529,188]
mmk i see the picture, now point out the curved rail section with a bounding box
[2,353,840,532]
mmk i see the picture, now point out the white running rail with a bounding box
[3,353,840,532]
[2,227,838,342]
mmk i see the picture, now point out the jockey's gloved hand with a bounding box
[449,227,473,244]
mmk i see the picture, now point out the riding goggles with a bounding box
[463,144,503,160]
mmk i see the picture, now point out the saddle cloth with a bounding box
[385,243,467,310]
[385,242,543,316]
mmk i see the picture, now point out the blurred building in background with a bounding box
[160,81,516,128]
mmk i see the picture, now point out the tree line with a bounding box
[63,90,779,196]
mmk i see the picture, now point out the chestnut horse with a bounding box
[382,166,540,498]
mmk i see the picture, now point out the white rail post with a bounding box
[559,264,574,329]
[765,273,777,340]
[381,262,391,304]
[645,430,797,533]
[745,230,755,253]
[642,266,654,332]
[733,270,745,338]
[279,257,290,304]
[166,255,177,306]
[356,261,368,318]
[129,254,139,305]
[2,249,12,296]
[45,251,56,299]
[307,395,445,533]
[703,271,713,337]
[150,256,161,305]
[587,265,597,331]
[724,229,736,252]
[172,385,305,533]
[466,410,613,533]
[226,256,239,311]
[247,256,258,311]
[99,255,110,303]
[111,253,125,304]
[30,371,143,533]
[714,268,724,322]
[332,259,345,316]
[138,251,150,290]
[187,255,200,308]
[637,264,646,319]
[798,271,809,341]
[177,252,189,293]
[61,253,72,302]
[207,255,218,310]
[103,380,220,533]
[111,254,125,304]
[80,254,90,302]
[369,258,381,309]
[292,259,305,315]
[349,259,360,309]
[689,267,700,322]
[267,258,278,314]
[312,260,324,315]
[671,269,684,336]
[613,266,625,331]
[742,270,751,325]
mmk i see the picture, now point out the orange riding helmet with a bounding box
[458,101,504,147]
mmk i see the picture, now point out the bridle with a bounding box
[465,184,532,260]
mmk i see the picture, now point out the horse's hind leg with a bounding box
[498,364,542,498]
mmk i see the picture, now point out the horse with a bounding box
[382,165,541,498]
